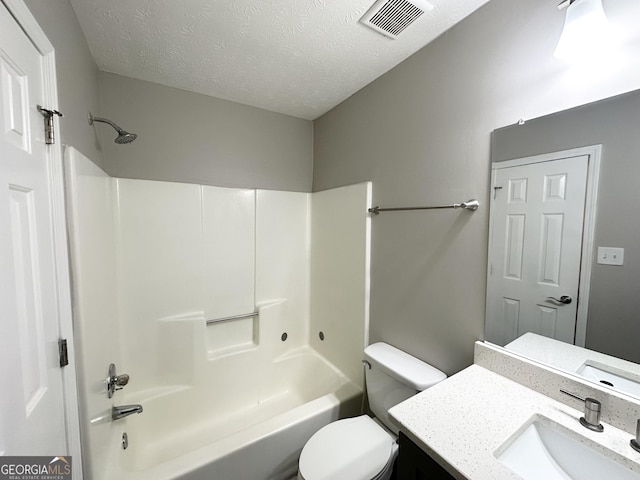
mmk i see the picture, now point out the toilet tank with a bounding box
[364,342,447,434]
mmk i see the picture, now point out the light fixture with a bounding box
[554,0,615,62]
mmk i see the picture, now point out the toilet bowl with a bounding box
[297,342,446,480]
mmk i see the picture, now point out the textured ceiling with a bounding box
[69,0,490,120]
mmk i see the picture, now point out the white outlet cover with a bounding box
[597,247,624,266]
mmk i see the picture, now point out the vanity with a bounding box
[390,341,640,479]
[397,431,454,480]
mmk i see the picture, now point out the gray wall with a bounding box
[26,0,640,373]
[492,90,640,364]
[313,0,640,374]
[24,0,103,167]
[23,2,312,190]
[98,72,313,192]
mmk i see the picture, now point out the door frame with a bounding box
[487,144,601,347]
[2,0,83,472]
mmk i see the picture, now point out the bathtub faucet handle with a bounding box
[107,363,130,398]
[115,373,130,386]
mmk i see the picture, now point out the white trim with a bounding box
[1,0,53,53]
[484,168,498,337]
[363,181,372,350]
[1,1,83,477]
[492,145,602,170]
[575,145,601,347]
[489,144,601,349]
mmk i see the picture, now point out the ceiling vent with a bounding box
[360,0,434,39]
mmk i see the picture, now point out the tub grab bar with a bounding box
[206,312,259,325]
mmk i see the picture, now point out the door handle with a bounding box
[547,295,572,305]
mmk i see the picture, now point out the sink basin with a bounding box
[577,363,640,397]
[496,417,640,480]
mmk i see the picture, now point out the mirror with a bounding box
[485,87,640,396]
[505,333,640,399]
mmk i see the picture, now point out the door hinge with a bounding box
[37,105,63,145]
[58,338,69,367]
[493,186,503,199]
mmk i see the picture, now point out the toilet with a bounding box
[297,342,447,480]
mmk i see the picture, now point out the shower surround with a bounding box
[64,148,371,479]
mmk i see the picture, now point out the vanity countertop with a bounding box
[389,364,640,480]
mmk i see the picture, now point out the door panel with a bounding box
[0,2,67,455]
[10,186,49,417]
[505,214,525,279]
[539,213,563,285]
[486,155,589,346]
[0,52,30,152]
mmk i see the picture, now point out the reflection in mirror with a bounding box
[485,88,640,371]
[486,144,598,350]
[505,333,640,400]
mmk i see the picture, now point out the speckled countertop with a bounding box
[389,364,640,480]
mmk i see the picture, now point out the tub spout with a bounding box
[112,404,143,421]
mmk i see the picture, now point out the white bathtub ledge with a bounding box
[389,364,640,480]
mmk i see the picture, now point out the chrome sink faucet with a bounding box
[560,389,603,432]
[630,420,640,453]
[112,404,143,421]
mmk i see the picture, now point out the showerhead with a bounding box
[115,131,137,144]
[89,112,137,144]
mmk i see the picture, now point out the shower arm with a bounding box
[88,112,137,144]
[89,114,125,133]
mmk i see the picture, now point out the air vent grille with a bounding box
[360,0,433,39]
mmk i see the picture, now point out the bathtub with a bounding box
[105,346,362,480]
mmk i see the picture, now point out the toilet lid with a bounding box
[298,415,394,480]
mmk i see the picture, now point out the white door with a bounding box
[486,154,589,346]
[0,2,68,454]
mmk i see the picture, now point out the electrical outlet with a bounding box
[597,247,624,266]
